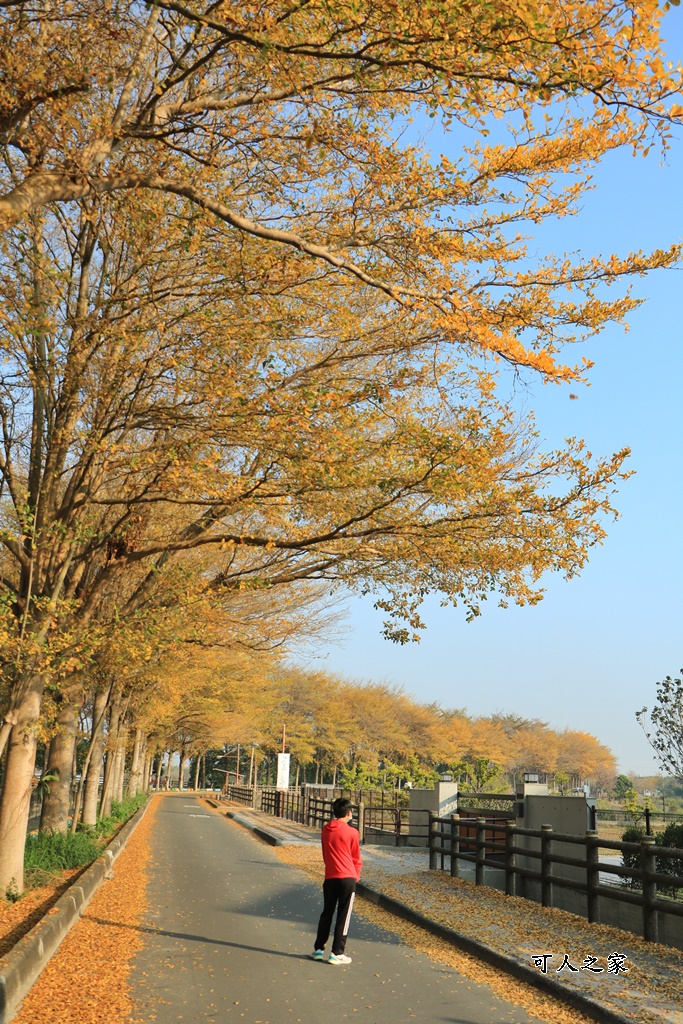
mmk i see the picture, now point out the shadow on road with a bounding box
[82,914,311,960]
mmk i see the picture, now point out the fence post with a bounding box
[475,817,486,886]
[586,830,600,923]
[358,801,366,844]
[429,812,439,870]
[450,814,460,878]
[505,823,517,897]
[641,836,659,942]
[540,824,553,908]
[395,807,401,847]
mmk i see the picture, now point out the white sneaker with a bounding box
[328,953,352,965]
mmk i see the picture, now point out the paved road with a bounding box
[129,796,539,1024]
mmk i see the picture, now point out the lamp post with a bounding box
[249,744,260,788]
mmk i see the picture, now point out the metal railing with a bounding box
[428,813,683,943]
[596,807,683,833]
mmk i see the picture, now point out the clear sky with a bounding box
[297,15,683,777]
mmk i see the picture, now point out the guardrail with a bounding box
[428,813,683,943]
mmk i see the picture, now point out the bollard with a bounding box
[641,836,658,942]
[450,814,460,878]
[586,830,600,923]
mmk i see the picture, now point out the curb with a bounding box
[224,809,309,846]
[355,882,633,1024]
[0,800,150,1024]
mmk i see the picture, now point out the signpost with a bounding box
[276,753,290,791]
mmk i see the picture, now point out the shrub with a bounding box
[655,823,683,898]
[620,825,645,889]
[620,823,683,898]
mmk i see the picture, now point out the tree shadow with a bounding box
[83,914,312,960]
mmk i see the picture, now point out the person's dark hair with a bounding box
[332,797,353,819]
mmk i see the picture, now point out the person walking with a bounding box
[311,797,362,965]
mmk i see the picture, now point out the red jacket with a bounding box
[321,818,362,880]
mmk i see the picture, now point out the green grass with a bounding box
[23,829,105,888]
[21,792,148,890]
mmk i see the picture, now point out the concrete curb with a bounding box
[224,809,308,846]
[0,800,150,1024]
[355,881,634,1024]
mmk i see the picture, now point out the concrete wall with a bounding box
[408,782,458,846]
[516,794,596,889]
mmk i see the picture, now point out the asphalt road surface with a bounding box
[128,795,540,1024]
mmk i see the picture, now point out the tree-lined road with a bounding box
[128,797,538,1023]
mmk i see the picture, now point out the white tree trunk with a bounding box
[82,688,109,826]
[0,674,45,893]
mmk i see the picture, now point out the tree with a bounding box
[0,1,680,381]
[637,671,683,780]
[613,773,636,802]
[555,729,616,788]
[0,0,677,891]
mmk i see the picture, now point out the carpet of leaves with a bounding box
[276,844,683,1024]
[11,796,157,1024]
[0,868,84,959]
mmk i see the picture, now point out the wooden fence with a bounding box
[226,784,368,835]
[227,785,255,807]
[429,813,683,943]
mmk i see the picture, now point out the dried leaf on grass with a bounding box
[12,797,157,1024]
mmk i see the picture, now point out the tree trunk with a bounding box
[113,724,128,804]
[193,755,200,791]
[201,753,206,790]
[39,698,78,832]
[164,751,173,790]
[138,737,148,792]
[81,688,109,826]
[141,746,151,791]
[126,728,143,798]
[99,692,123,819]
[0,673,45,894]
[178,748,188,792]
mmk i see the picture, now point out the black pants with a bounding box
[314,877,356,955]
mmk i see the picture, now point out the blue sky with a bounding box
[299,16,683,777]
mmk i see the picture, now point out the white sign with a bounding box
[276,752,291,791]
